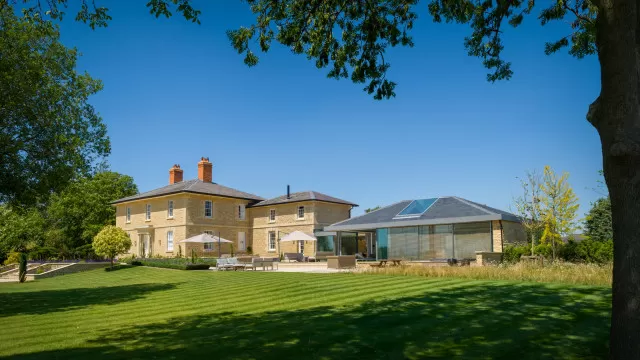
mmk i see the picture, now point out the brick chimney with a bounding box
[169,164,183,184]
[198,157,212,183]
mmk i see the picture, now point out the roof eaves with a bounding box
[325,214,502,232]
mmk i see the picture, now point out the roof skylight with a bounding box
[394,198,438,219]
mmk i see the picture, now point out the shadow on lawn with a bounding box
[8,283,611,360]
[0,283,177,318]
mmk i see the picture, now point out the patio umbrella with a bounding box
[180,233,232,258]
[279,231,317,256]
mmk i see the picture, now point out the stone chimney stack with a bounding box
[169,164,183,184]
[197,157,213,183]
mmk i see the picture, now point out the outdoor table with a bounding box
[389,259,403,266]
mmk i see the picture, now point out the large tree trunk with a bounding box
[590,0,640,357]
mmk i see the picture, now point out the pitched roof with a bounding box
[325,196,520,231]
[250,191,358,208]
[110,179,264,204]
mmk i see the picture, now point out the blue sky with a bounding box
[57,1,602,220]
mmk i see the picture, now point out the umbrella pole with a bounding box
[218,232,221,258]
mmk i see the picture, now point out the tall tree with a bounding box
[539,166,580,260]
[0,7,109,206]
[46,171,137,250]
[512,170,544,256]
[585,197,613,242]
[3,0,640,355]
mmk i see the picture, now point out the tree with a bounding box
[512,170,544,256]
[585,197,613,242]
[0,7,109,206]
[365,206,381,213]
[92,225,131,269]
[3,0,640,355]
[539,166,579,261]
[46,171,138,250]
[0,205,47,259]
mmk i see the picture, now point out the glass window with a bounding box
[269,209,276,222]
[268,231,276,251]
[204,201,212,218]
[419,225,453,259]
[168,201,174,218]
[238,204,246,220]
[126,207,131,222]
[204,242,213,250]
[340,232,358,255]
[453,222,491,259]
[297,206,305,219]
[389,227,420,260]
[167,231,174,251]
[316,236,335,252]
[395,198,438,218]
[145,204,151,220]
[376,228,389,260]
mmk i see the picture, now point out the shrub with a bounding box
[575,239,613,264]
[534,243,554,259]
[247,246,253,255]
[503,245,531,263]
[185,264,211,270]
[131,260,143,266]
[74,244,99,261]
[128,258,213,270]
[3,252,21,265]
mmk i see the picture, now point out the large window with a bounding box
[126,207,131,223]
[316,235,335,252]
[268,231,276,251]
[167,231,174,251]
[453,222,491,259]
[145,204,151,220]
[419,225,453,259]
[269,209,276,222]
[204,201,212,218]
[389,227,420,260]
[167,200,174,218]
[238,204,246,220]
[376,228,389,260]
[340,232,358,255]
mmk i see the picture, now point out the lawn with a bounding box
[0,267,611,359]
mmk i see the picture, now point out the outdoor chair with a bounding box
[215,258,234,271]
[284,253,304,262]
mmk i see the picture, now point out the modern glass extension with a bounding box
[334,221,492,260]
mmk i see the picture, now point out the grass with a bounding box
[362,262,613,287]
[0,267,611,359]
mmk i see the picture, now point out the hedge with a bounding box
[130,260,211,270]
[503,238,613,264]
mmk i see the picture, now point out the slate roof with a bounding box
[325,196,520,231]
[110,179,264,204]
[250,191,358,208]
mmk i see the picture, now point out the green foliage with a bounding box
[0,205,47,259]
[539,165,579,260]
[0,8,109,206]
[584,197,612,242]
[246,246,253,255]
[28,246,58,261]
[503,245,530,263]
[365,206,382,213]
[18,252,27,283]
[534,243,554,258]
[3,251,21,265]
[129,258,213,270]
[104,264,131,272]
[92,225,132,267]
[47,171,138,250]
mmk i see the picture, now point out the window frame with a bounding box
[268,231,276,251]
[269,209,276,223]
[296,206,305,220]
[167,200,174,218]
[126,207,131,223]
[145,204,151,221]
[167,231,174,252]
[204,230,214,251]
[204,200,213,218]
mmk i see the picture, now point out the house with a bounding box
[111,157,357,258]
[324,197,526,260]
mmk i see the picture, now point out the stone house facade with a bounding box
[112,157,357,258]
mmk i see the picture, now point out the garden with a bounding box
[0,266,611,359]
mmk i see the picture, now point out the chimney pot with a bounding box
[287,185,290,199]
[198,157,213,183]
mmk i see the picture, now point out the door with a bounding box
[238,232,246,251]
[298,240,304,254]
[143,234,151,258]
